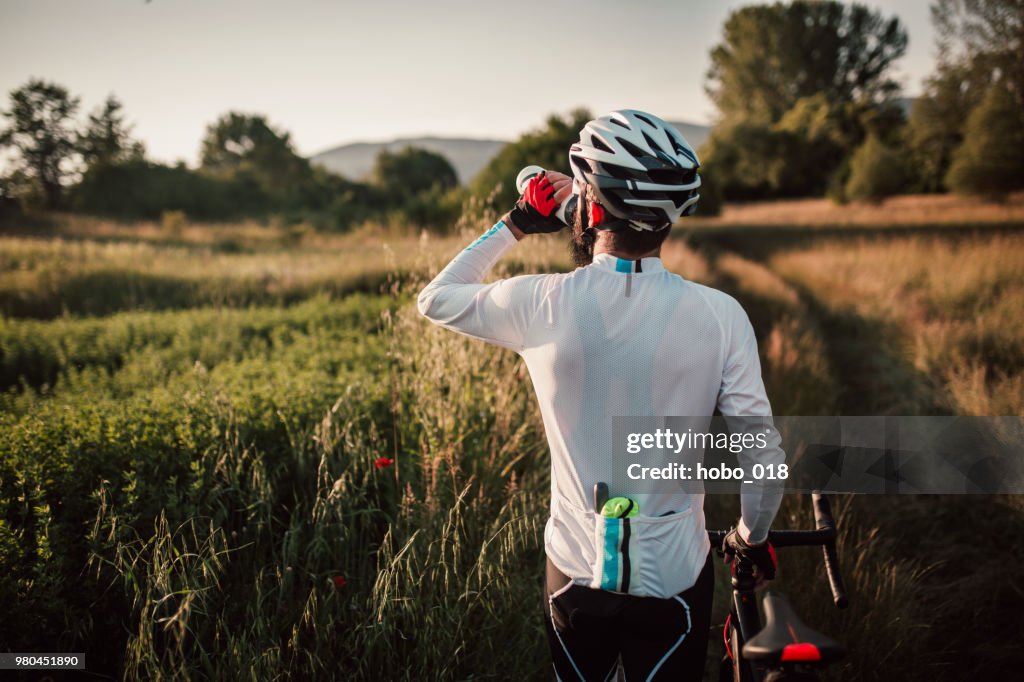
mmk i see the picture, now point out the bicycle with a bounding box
[708,493,848,682]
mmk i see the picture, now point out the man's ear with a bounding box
[589,201,605,227]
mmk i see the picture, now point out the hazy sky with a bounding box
[1,0,936,166]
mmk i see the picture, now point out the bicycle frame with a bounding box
[708,493,848,682]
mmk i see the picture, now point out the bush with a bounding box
[71,160,244,220]
[844,134,912,203]
[470,109,591,210]
[370,146,458,200]
[160,210,187,237]
[946,81,1024,198]
[693,161,723,217]
[703,123,842,201]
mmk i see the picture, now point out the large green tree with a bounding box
[707,1,907,126]
[703,2,908,200]
[470,108,591,210]
[199,112,314,202]
[933,0,1024,107]
[908,0,1024,190]
[908,63,990,192]
[370,146,457,199]
[945,79,1024,196]
[0,79,81,208]
[78,95,145,170]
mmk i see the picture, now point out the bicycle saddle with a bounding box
[742,592,844,665]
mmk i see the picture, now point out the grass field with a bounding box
[2,208,1022,680]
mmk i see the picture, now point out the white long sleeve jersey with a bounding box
[418,222,785,597]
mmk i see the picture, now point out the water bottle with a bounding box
[515,165,579,225]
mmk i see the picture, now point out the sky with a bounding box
[1,0,936,166]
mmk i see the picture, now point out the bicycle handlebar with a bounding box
[708,493,849,609]
[812,493,848,609]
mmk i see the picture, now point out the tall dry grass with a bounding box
[771,234,1024,415]
[0,215,574,319]
[3,211,1022,680]
[693,191,1024,227]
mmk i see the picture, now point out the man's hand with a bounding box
[721,527,777,589]
[503,171,574,239]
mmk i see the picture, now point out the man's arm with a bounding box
[417,220,552,352]
[417,172,572,350]
[717,301,786,545]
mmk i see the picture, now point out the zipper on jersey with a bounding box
[621,258,642,297]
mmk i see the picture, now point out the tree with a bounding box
[844,134,912,202]
[470,108,591,209]
[370,146,457,200]
[707,2,908,126]
[701,121,841,199]
[199,112,313,202]
[907,63,989,192]
[703,2,908,201]
[932,0,1024,108]
[945,80,1024,196]
[909,0,1024,190]
[78,95,145,169]
[0,79,80,208]
[71,159,238,220]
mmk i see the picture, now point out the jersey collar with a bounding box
[590,252,666,275]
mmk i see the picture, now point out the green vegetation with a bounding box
[5,2,1022,230]
[470,109,592,210]
[1,213,1021,679]
[0,79,82,208]
[1,90,464,231]
[2,1,1023,677]
[703,1,908,201]
[705,0,1024,204]
[909,0,1024,196]
[945,81,1024,197]
[370,146,458,199]
[0,218,570,678]
[674,227,1024,679]
[844,134,913,203]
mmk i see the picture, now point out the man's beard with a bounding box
[567,209,595,267]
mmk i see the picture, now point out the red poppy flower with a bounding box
[332,575,346,589]
[374,457,395,470]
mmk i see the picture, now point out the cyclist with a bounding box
[418,110,784,680]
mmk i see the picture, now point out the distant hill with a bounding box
[311,137,507,184]
[310,120,712,185]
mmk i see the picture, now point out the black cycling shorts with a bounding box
[543,550,714,681]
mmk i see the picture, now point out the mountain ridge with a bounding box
[310,121,712,184]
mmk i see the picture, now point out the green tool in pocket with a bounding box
[601,496,639,518]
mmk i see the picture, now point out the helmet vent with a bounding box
[591,136,613,153]
[610,117,630,129]
[672,139,698,164]
[648,167,698,185]
[570,155,598,176]
[619,138,648,159]
[641,131,662,154]
[634,113,657,127]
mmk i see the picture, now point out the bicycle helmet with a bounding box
[569,109,701,231]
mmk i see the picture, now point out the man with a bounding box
[418,110,784,680]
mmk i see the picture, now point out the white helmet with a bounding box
[569,110,701,231]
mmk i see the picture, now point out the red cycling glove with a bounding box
[505,172,566,234]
